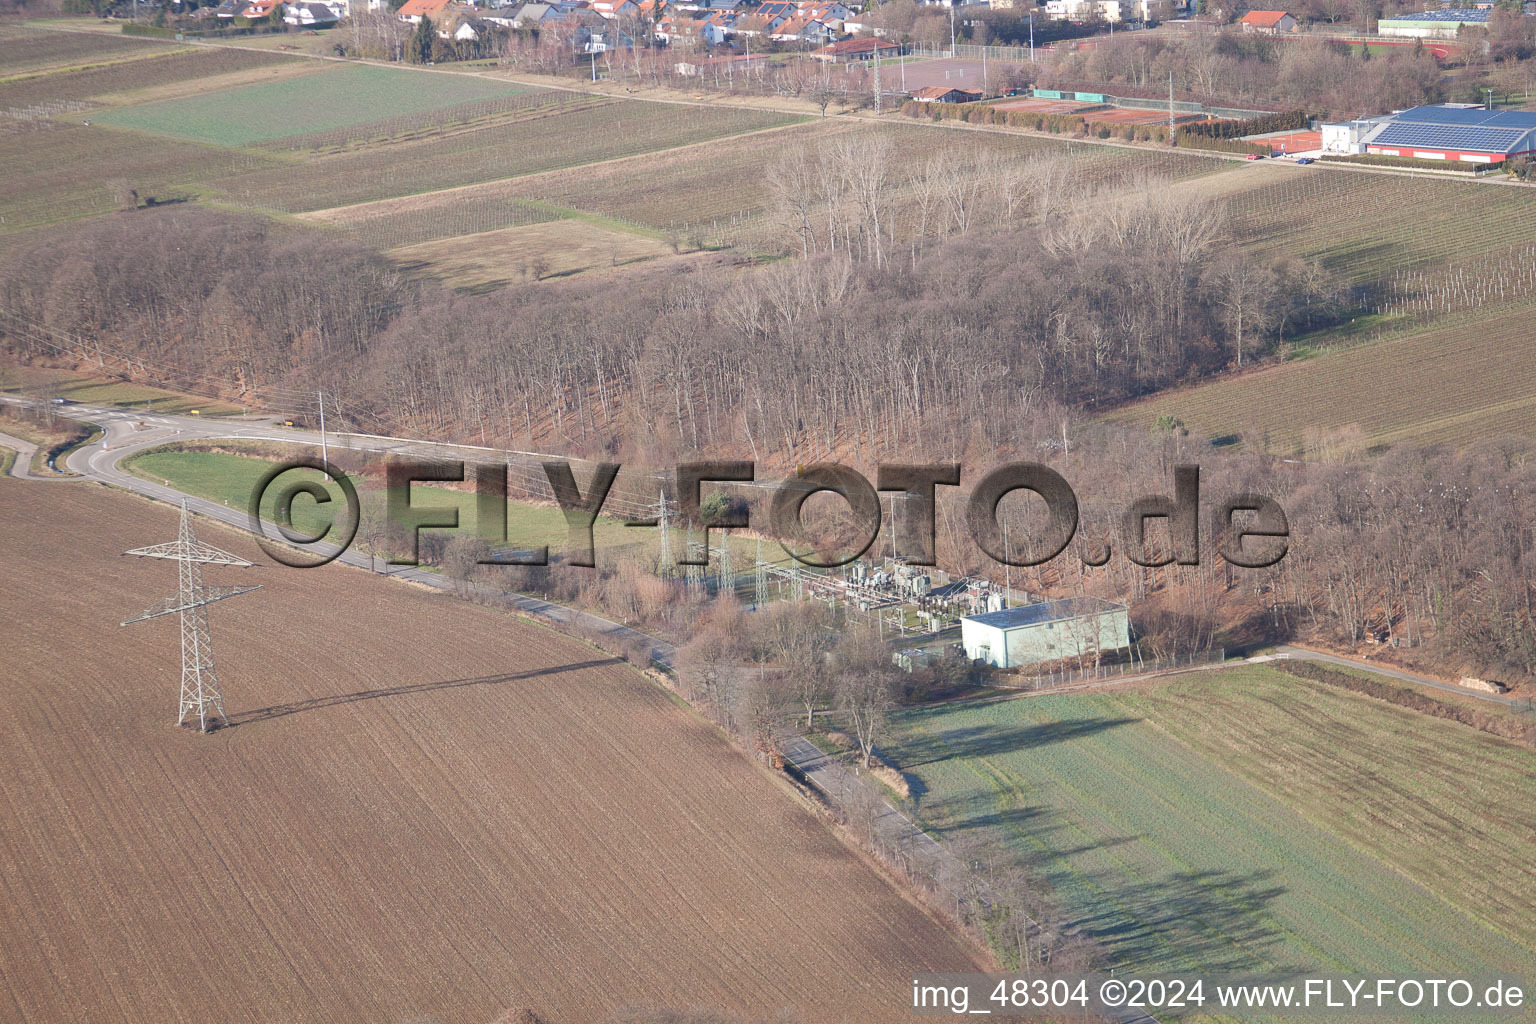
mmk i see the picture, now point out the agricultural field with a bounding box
[92,63,533,146]
[883,666,1536,1001]
[0,121,281,232]
[0,47,304,112]
[211,99,808,212]
[0,476,985,1023]
[330,118,1221,255]
[1105,299,1536,452]
[0,24,171,77]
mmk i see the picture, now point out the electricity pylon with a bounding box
[122,501,260,733]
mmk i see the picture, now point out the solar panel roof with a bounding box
[1374,123,1529,152]
[1382,7,1489,20]
[1390,106,1536,129]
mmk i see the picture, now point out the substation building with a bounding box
[960,596,1131,670]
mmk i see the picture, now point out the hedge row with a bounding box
[1271,660,1536,750]
[1317,152,1502,174]
[901,100,1175,144]
[1174,133,1272,156]
[1181,109,1307,139]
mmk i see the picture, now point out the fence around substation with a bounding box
[1008,647,1227,691]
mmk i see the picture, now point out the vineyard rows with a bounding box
[0,122,280,232]
[0,25,172,77]
[1379,242,1536,317]
[0,47,289,111]
[214,101,806,213]
[1228,168,1536,286]
[1108,300,1536,453]
[336,198,567,250]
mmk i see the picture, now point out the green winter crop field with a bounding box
[92,64,533,146]
[884,665,1536,1007]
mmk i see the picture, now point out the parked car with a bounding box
[1296,157,1314,165]
[1244,152,1265,160]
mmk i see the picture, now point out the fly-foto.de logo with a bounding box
[249,459,1289,572]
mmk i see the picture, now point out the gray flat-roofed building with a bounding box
[961,596,1130,669]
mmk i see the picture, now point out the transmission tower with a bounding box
[754,537,767,609]
[121,501,260,733]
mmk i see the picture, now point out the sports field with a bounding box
[884,665,1536,995]
[92,63,532,145]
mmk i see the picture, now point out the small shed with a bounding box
[961,597,1130,669]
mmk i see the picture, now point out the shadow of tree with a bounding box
[1067,867,1294,973]
[231,658,619,727]
[898,716,1140,768]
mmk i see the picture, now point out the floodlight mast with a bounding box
[122,501,259,733]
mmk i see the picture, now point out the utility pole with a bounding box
[1168,68,1175,142]
[121,502,260,733]
[949,1,956,55]
[1029,11,1034,61]
[1003,514,1011,609]
[317,389,328,466]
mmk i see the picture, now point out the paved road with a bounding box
[1273,645,1532,711]
[0,429,48,480]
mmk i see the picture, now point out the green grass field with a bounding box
[1104,300,1536,453]
[93,64,531,146]
[884,666,1535,998]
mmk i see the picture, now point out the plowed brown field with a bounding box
[0,479,985,1024]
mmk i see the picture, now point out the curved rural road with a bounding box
[0,395,677,667]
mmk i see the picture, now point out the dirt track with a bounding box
[0,478,985,1023]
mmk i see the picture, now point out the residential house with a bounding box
[589,0,639,17]
[753,0,797,19]
[570,8,635,48]
[282,0,341,24]
[240,0,282,18]
[397,0,454,22]
[797,0,851,24]
[770,14,832,42]
[656,14,728,43]
[1237,9,1297,32]
[702,10,738,34]
[511,1,565,25]
[731,11,785,34]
